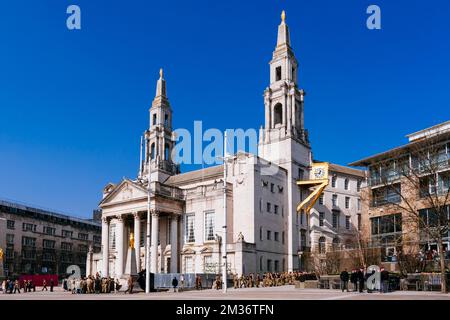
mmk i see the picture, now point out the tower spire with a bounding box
[277,10,290,48]
[155,67,166,98]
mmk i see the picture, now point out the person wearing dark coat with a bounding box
[172,277,179,292]
[94,277,101,294]
[350,269,358,292]
[357,268,365,293]
[50,278,54,292]
[380,268,389,293]
[340,269,350,292]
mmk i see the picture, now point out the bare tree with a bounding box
[368,133,450,292]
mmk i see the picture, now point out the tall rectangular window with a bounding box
[276,66,282,81]
[43,239,55,249]
[357,199,361,211]
[267,230,271,240]
[345,216,350,230]
[185,214,195,243]
[357,180,362,192]
[300,229,307,250]
[43,226,55,236]
[344,178,349,190]
[109,223,116,250]
[62,230,73,238]
[318,195,324,205]
[204,211,215,241]
[140,221,145,247]
[267,259,272,272]
[345,197,350,209]
[332,211,340,229]
[357,213,362,231]
[6,234,14,244]
[203,255,213,273]
[332,194,338,207]
[78,233,88,240]
[61,242,72,251]
[274,260,279,272]
[184,256,194,273]
[332,176,337,188]
[7,220,15,230]
[298,168,304,180]
[267,202,271,213]
[319,212,325,227]
[274,205,279,215]
[270,183,275,193]
[22,223,36,232]
[22,237,36,247]
[274,232,279,242]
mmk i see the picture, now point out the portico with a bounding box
[98,179,183,279]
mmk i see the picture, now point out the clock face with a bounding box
[313,167,325,179]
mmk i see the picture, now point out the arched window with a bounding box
[165,143,170,161]
[150,143,155,160]
[332,237,340,251]
[344,178,349,190]
[274,103,283,126]
[318,236,326,254]
[152,114,157,126]
[164,114,169,127]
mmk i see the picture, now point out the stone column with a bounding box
[291,94,296,129]
[101,217,110,277]
[151,211,159,273]
[116,215,125,278]
[287,90,292,134]
[170,215,179,273]
[133,212,141,272]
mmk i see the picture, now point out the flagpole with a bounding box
[222,131,228,293]
[145,139,152,294]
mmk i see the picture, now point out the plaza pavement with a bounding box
[0,285,449,300]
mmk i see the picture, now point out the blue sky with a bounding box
[0,0,449,218]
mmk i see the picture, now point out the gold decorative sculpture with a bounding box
[129,232,135,249]
[281,10,286,22]
[0,248,3,260]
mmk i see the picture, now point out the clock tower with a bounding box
[258,10,311,167]
[258,11,313,272]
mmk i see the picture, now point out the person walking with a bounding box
[13,280,21,294]
[50,278,54,292]
[340,269,349,292]
[380,268,389,293]
[42,279,48,291]
[357,268,365,293]
[179,274,185,292]
[172,276,179,293]
[350,269,358,292]
[1,279,6,294]
[124,276,134,294]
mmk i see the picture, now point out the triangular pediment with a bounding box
[200,246,213,254]
[182,248,196,255]
[99,179,147,207]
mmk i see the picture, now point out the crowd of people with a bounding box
[340,267,391,293]
[230,272,301,289]
[1,278,55,294]
[61,273,137,294]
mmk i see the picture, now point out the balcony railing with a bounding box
[372,194,401,207]
[152,181,184,200]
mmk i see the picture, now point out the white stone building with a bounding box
[88,12,365,279]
